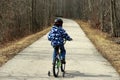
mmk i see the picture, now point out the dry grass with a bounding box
[0,27,50,66]
[76,20,120,75]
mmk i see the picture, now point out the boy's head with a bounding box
[54,18,63,27]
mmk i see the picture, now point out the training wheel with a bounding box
[48,71,51,76]
[62,71,65,77]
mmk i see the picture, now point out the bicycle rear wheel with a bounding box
[53,58,59,77]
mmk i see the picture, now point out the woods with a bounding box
[0,0,120,44]
[0,0,54,44]
[55,0,120,37]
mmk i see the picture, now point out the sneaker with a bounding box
[61,59,66,64]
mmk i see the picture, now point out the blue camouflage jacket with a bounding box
[48,26,71,46]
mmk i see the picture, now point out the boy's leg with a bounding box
[60,45,66,64]
[53,46,59,63]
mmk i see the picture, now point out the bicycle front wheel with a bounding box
[53,58,60,77]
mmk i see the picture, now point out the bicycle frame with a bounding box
[56,55,61,67]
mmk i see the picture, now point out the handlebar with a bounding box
[63,38,72,45]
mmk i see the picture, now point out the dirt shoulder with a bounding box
[0,28,50,67]
[76,20,120,75]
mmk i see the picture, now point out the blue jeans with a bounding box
[53,45,66,62]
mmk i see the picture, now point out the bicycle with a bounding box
[48,50,66,77]
[48,40,67,77]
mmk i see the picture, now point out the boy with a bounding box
[48,18,72,64]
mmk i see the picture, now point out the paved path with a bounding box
[0,18,120,80]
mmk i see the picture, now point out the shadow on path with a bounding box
[64,70,112,78]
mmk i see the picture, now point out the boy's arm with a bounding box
[48,32,52,41]
[48,28,56,41]
[62,29,72,41]
[48,29,54,41]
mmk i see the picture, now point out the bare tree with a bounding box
[1,0,120,44]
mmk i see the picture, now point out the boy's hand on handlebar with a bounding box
[69,38,73,41]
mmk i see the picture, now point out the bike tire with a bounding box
[53,58,59,77]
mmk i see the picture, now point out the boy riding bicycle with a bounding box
[48,18,72,64]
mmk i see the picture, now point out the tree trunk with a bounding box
[111,0,120,37]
